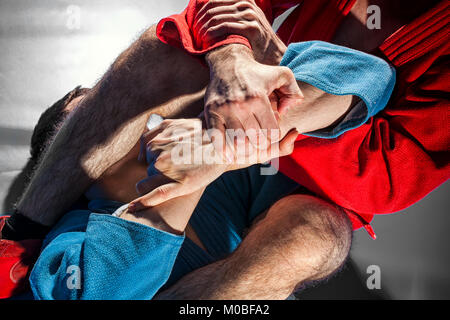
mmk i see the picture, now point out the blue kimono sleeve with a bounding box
[29,210,184,300]
[281,41,396,138]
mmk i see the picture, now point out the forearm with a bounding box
[280,41,396,139]
[121,188,206,235]
[279,81,356,137]
[17,25,208,227]
[206,45,354,138]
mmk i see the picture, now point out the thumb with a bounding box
[278,129,299,157]
[270,66,303,114]
[129,181,186,212]
[257,129,298,163]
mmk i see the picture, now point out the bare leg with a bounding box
[155,195,352,300]
[16,25,209,226]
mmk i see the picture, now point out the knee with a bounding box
[268,195,352,279]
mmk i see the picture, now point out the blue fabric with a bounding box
[29,204,184,300]
[28,165,299,300]
[281,41,396,138]
[22,42,397,300]
[163,164,301,290]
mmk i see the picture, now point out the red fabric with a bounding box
[0,216,42,299]
[157,0,450,236]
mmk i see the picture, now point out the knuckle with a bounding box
[206,99,223,111]
[148,143,160,156]
[208,111,227,127]
[207,15,221,26]
[220,21,233,30]
[241,9,257,21]
[249,90,266,99]
[281,66,294,79]
[206,24,222,36]
[235,1,252,11]
[249,20,261,30]
[154,157,167,171]
[160,119,171,127]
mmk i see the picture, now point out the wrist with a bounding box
[284,81,355,134]
[206,44,254,69]
[260,39,287,66]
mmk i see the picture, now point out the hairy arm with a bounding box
[129,81,356,211]
[14,25,209,228]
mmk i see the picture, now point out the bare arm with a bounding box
[279,81,356,138]
[15,25,209,228]
[13,2,299,232]
[121,187,206,235]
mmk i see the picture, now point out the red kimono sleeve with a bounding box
[279,43,450,230]
[156,0,277,55]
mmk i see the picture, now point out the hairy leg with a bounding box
[155,195,352,300]
[16,25,209,226]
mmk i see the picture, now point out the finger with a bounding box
[269,67,304,114]
[204,21,260,44]
[138,117,169,162]
[138,136,162,164]
[130,181,187,211]
[277,129,299,157]
[252,95,280,143]
[140,121,168,145]
[237,112,261,148]
[269,92,281,123]
[258,129,298,163]
[195,0,254,26]
[138,135,147,162]
[206,112,231,163]
[276,89,304,115]
[223,115,247,161]
[138,135,160,163]
[195,7,258,35]
[135,174,171,196]
[138,136,163,165]
[197,13,256,41]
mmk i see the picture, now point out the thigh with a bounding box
[165,165,301,289]
[188,164,301,259]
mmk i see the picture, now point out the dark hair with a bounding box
[30,86,88,162]
[3,87,88,212]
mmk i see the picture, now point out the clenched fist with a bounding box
[205,44,302,163]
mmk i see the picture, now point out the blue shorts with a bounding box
[23,165,301,300]
[163,164,301,289]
